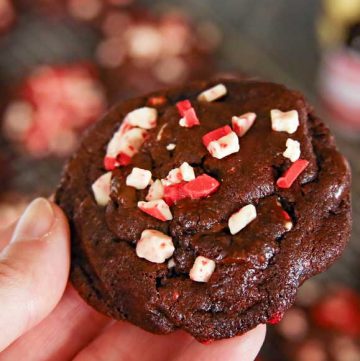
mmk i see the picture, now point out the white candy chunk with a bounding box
[180,162,195,181]
[228,204,257,235]
[138,199,173,221]
[92,172,112,206]
[166,143,176,151]
[136,229,175,263]
[283,138,301,162]
[168,258,176,268]
[156,123,168,141]
[232,112,256,137]
[207,132,240,159]
[162,167,182,186]
[189,256,216,282]
[146,179,164,201]
[285,221,293,231]
[271,109,299,134]
[126,167,152,189]
[198,84,227,102]
[125,107,158,129]
[118,127,148,157]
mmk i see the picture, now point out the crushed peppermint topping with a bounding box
[168,258,176,268]
[228,204,257,235]
[138,199,173,221]
[176,99,192,117]
[147,96,167,107]
[126,167,152,189]
[183,174,220,199]
[125,107,158,130]
[163,182,188,206]
[271,109,299,134]
[206,131,240,159]
[162,168,183,186]
[232,112,256,137]
[283,138,301,162]
[146,179,164,201]
[202,125,232,147]
[277,159,309,189]
[166,143,176,151]
[197,84,227,102]
[156,123,168,141]
[179,107,200,128]
[179,162,196,181]
[91,172,112,206]
[136,229,174,264]
[189,256,216,282]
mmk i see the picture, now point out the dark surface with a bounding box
[56,79,351,341]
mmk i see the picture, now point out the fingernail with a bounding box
[12,198,55,242]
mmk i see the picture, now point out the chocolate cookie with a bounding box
[55,79,351,341]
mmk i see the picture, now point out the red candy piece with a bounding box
[163,182,188,206]
[104,156,116,171]
[148,96,167,107]
[104,153,131,170]
[281,209,291,221]
[116,153,132,166]
[267,311,283,325]
[182,108,200,127]
[183,174,220,199]
[176,99,192,116]
[202,125,232,147]
[276,159,309,189]
[138,204,168,222]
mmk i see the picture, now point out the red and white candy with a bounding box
[91,172,112,206]
[232,112,256,137]
[136,229,175,264]
[138,200,173,221]
[179,162,195,181]
[271,109,299,134]
[183,174,220,200]
[277,159,309,189]
[146,179,164,201]
[228,204,257,235]
[162,162,195,186]
[283,138,301,162]
[189,256,216,282]
[125,107,158,130]
[176,99,200,128]
[206,131,240,159]
[197,84,227,102]
[126,167,152,189]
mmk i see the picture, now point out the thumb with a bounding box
[0,198,70,351]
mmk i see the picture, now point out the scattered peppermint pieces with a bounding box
[162,168,183,186]
[168,258,176,268]
[91,172,112,206]
[166,143,176,151]
[125,107,158,129]
[147,96,167,107]
[180,162,195,181]
[138,200,173,221]
[136,229,174,263]
[232,112,256,137]
[179,107,200,128]
[183,174,220,200]
[271,109,299,134]
[228,204,257,235]
[277,159,309,189]
[126,167,152,189]
[202,125,232,147]
[146,179,164,201]
[189,256,216,282]
[163,182,188,205]
[176,99,192,116]
[207,131,240,159]
[197,84,227,102]
[283,138,301,162]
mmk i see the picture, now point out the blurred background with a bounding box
[0,0,359,359]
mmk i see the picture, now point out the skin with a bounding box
[0,198,266,361]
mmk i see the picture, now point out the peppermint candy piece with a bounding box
[176,99,192,117]
[163,182,188,206]
[146,179,164,201]
[277,159,309,189]
[202,125,232,148]
[91,172,112,206]
[207,132,240,159]
[180,162,195,181]
[162,162,195,186]
[232,112,256,137]
[197,84,227,102]
[189,256,216,282]
[125,107,158,129]
[283,138,301,162]
[271,109,299,134]
[126,167,152,189]
[228,204,257,235]
[136,229,174,264]
[179,108,200,128]
[166,143,176,151]
[183,174,220,199]
[281,209,293,231]
[138,200,173,221]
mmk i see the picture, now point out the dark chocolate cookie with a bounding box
[55,79,351,341]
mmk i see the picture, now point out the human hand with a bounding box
[0,198,266,361]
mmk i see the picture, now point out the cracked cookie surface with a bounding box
[55,79,351,341]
